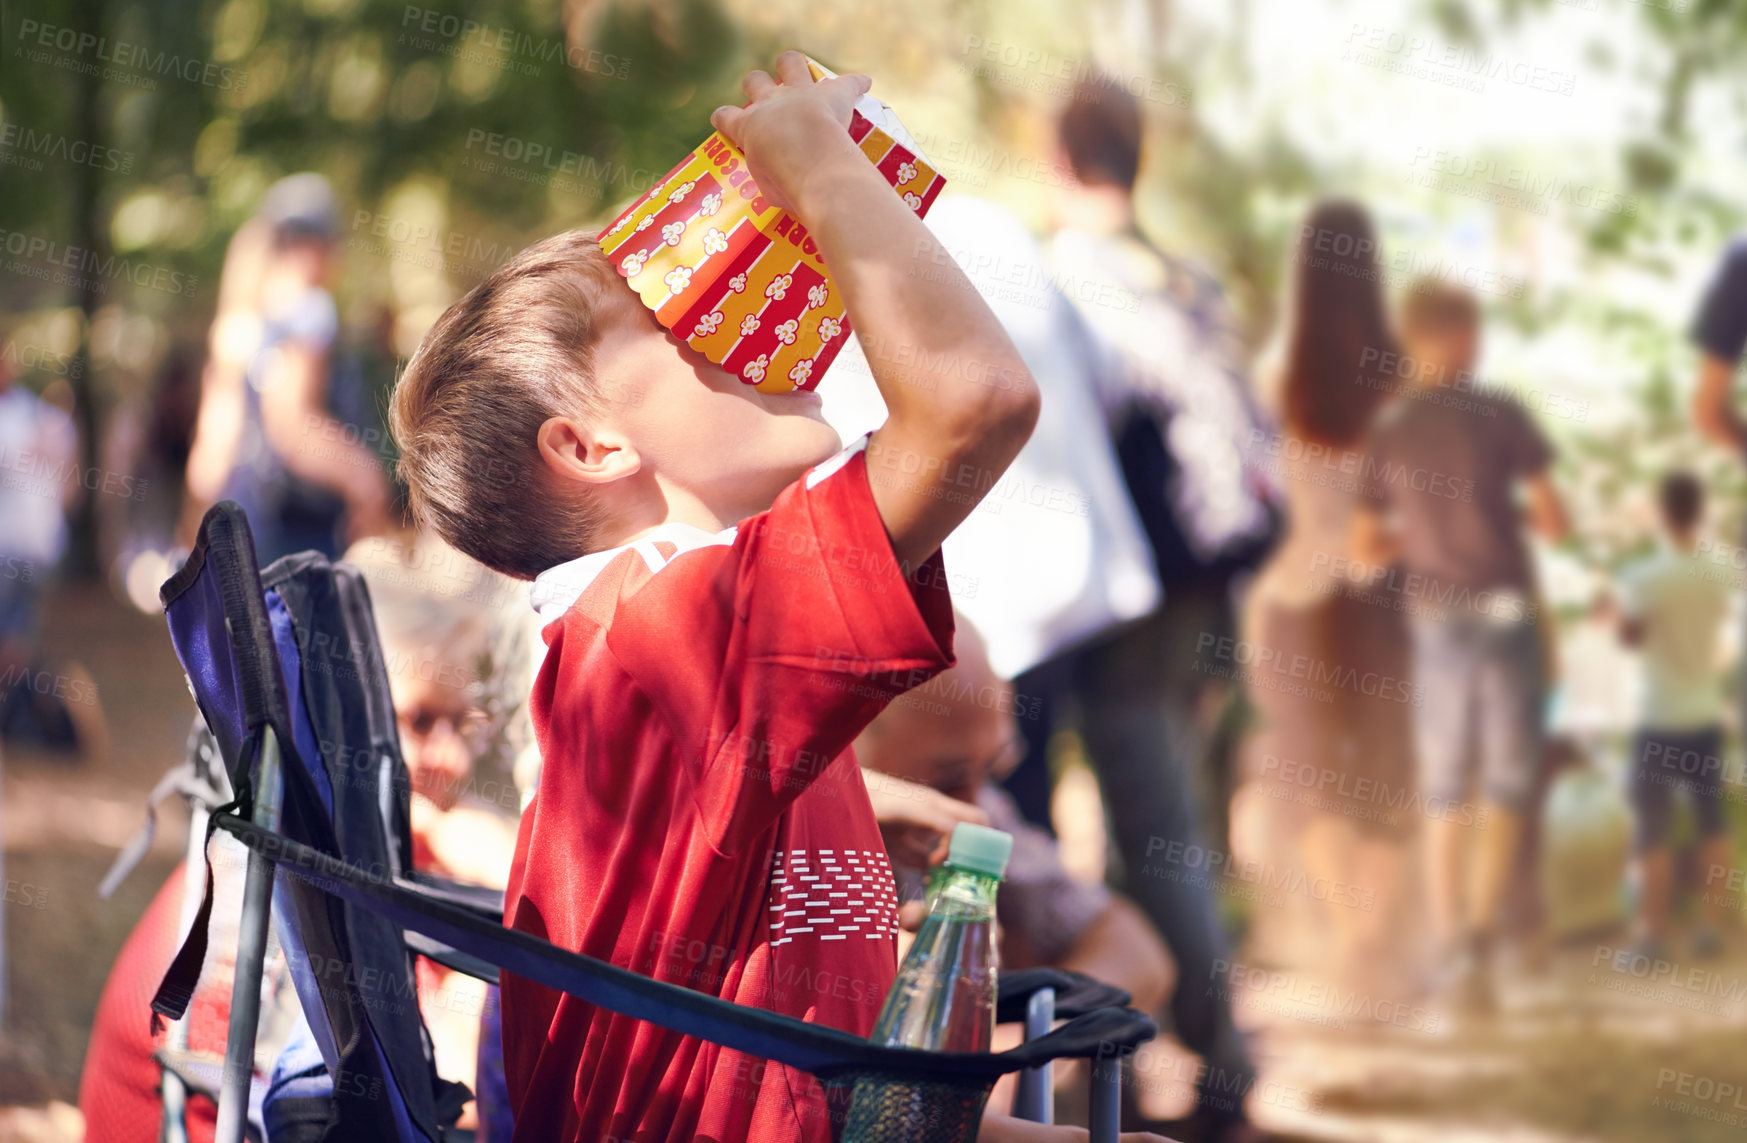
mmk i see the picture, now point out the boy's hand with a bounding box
[715,52,1040,575]
[861,767,989,869]
[710,51,875,217]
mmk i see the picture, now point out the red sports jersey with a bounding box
[504,437,956,1142]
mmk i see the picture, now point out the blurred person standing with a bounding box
[818,185,1254,1138]
[1040,81,1277,1142]
[1691,235,1747,463]
[102,345,202,610]
[1240,201,1418,996]
[180,174,391,564]
[0,343,105,758]
[1611,472,1737,960]
[819,195,1160,687]
[1043,84,1279,848]
[0,339,98,1043]
[1354,281,1569,1012]
[1690,234,1747,731]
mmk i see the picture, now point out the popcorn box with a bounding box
[597,59,945,393]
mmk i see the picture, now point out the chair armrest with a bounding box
[996,968,1132,1023]
[992,1006,1156,1069]
[404,930,503,985]
[397,871,505,921]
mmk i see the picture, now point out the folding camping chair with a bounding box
[150,502,1158,1143]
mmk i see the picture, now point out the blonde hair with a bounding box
[344,532,532,786]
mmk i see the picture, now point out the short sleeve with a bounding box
[1499,397,1554,477]
[979,786,1110,966]
[271,288,338,352]
[608,437,957,854]
[1694,239,1747,364]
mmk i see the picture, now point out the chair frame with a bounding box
[215,726,282,1143]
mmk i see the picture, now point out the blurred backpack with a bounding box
[1052,230,1282,592]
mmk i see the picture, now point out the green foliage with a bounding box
[7,0,1747,582]
[0,0,748,339]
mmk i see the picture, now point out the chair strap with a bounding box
[215,814,1157,1083]
[99,756,229,900]
[149,750,255,1034]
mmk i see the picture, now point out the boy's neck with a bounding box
[1665,528,1697,555]
[604,479,778,551]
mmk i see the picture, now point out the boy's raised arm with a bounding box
[713,52,1041,575]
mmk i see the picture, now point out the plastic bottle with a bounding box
[868,822,1013,1052]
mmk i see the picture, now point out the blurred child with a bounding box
[1354,281,1568,1011]
[1614,472,1737,959]
[391,50,1163,1143]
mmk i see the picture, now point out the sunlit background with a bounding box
[4,0,1747,1140]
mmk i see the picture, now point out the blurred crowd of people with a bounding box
[2,73,1744,1143]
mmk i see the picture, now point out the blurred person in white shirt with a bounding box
[1612,471,1739,960]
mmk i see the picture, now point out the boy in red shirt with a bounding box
[394,52,1157,1143]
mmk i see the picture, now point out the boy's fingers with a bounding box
[827,74,873,104]
[926,788,989,827]
[709,105,744,141]
[773,49,812,86]
[815,73,871,124]
[915,790,983,831]
[928,835,951,866]
[741,69,776,100]
[917,807,960,838]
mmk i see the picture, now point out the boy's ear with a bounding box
[537,415,641,487]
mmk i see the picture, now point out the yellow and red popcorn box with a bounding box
[597,58,944,393]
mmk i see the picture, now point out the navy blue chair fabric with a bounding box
[154,504,466,1142]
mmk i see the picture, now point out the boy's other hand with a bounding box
[710,50,874,216]
[861,767,989,868]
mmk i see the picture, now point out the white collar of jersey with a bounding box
[529,521,736,624]
[527,436,868,624]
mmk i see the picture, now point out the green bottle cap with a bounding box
[946,822,1013,880]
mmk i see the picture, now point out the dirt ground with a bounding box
[0,582,197,1141]
[4,585,1747,1142]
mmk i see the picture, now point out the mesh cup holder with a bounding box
[834,1070,994,1143]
